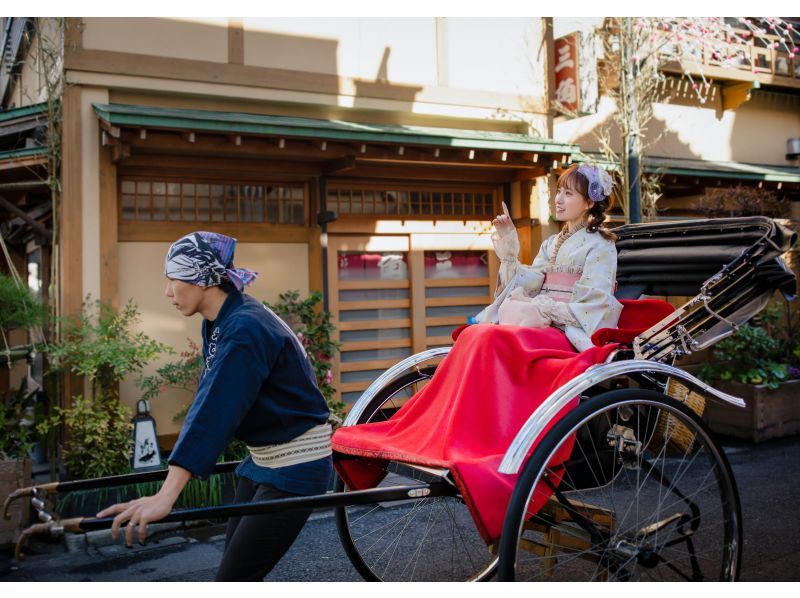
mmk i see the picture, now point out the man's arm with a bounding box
[96,464,192,547]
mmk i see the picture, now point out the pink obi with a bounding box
[540,271,580,303]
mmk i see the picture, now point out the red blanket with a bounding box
[332,324,620,543]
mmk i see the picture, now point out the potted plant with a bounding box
[698,302,800,443]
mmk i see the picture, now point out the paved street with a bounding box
[2,435,800,582]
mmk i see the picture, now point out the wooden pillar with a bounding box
[60,85,83,408]
[408,238,427,355]
[542,17,556,138]
[228,18,245,65]
[307,178,324,298]
[60,85,82,318]
[99,145,118,309]
[517,180,533,265]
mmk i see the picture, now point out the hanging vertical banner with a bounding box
[554,33,580,113]
[554,31,599,115]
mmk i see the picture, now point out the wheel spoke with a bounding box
[503,392,740,582]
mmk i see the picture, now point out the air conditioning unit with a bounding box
[787,138,800,161]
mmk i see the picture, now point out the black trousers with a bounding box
[215,477,313,582]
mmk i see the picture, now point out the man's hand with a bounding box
[97,493,176,547]
[492,201,515,237]
[96,464,191,547]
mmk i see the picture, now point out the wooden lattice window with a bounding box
[120,179,307,224]
[327,185,496,219]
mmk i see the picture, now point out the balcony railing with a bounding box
[660,27,800,85]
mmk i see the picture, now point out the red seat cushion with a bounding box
[591,299,677,347]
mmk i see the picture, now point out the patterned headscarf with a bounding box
[164,232,258,292]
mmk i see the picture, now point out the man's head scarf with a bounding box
[164,231,258,291]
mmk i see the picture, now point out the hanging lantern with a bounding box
[131,399,162,471]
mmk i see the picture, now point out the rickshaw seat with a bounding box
[590,298,676,346]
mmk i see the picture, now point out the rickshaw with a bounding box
[4,216,797,582]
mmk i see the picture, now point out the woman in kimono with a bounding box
[473,162,622,350]
[331,163,625,543]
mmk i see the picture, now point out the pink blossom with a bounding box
[324,369,333,384]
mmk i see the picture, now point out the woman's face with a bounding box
[554,185,592,224]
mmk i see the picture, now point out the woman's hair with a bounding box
[556,163,618,242]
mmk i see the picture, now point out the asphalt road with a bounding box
[2,435,799,582]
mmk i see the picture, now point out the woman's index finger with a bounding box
[501,201,510,218]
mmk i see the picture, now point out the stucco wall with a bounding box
[555,89,800,166]
[82,17,229,63]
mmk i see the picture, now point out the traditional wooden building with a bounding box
[552,18,800,216]
[2,17,578,445]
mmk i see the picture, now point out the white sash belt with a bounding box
[247,423,332,469]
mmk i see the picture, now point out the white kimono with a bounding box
[473,226,623,352]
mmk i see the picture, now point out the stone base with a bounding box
[0,459,32,547]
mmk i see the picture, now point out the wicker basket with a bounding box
[655,378,707,454]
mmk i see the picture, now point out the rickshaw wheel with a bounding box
[498,389,742,582]
[335,366,498,582]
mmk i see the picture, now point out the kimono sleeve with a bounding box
[168,326,271,479]
[473,237,550,324]
[564,241,624,350]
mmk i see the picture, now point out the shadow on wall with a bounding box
[353,46,423,114]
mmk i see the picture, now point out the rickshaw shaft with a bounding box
[74,481,456,532]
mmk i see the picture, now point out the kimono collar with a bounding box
[550,224,586,264]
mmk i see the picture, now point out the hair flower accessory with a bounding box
[577,164,613,202]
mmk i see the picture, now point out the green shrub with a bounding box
[698,303,797,390]
[265,290,343,417]
[38,394,132,479]
[42,298,170,478]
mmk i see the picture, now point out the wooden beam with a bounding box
[97,119,120,138]
[64,47,549,112]
[0,195,52,238]
[0,155,48,172]
[118,221,310,243]
[661,59,800,90]
[721,81,757,111]
[510,168,547,182]
[0,181,49,193]
[111,143,131,163]
[339,163,513,183]
[118,154,321,178]
[321,156,357,175]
